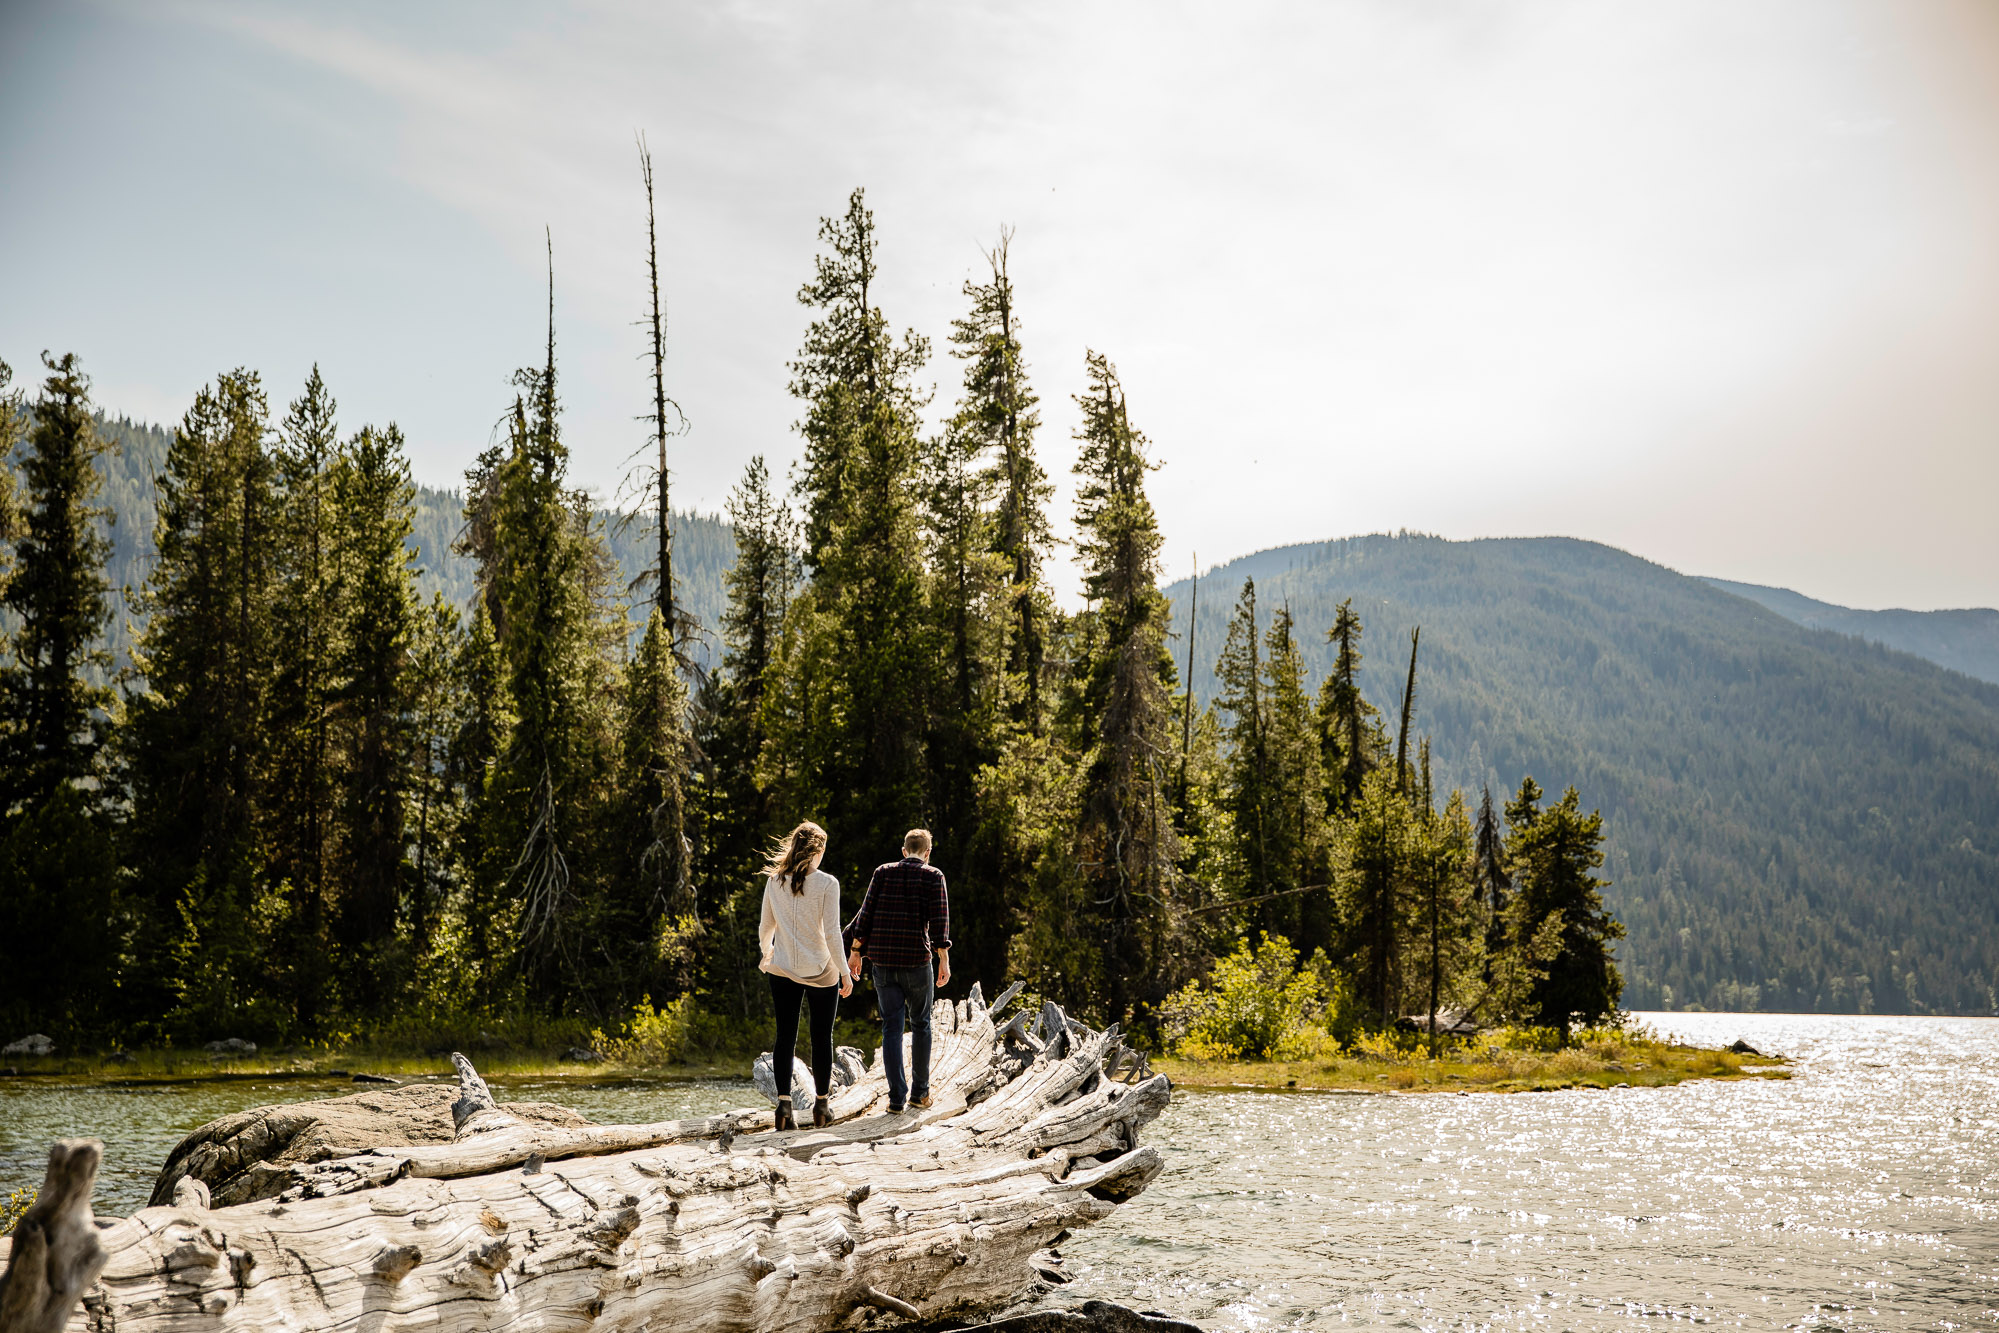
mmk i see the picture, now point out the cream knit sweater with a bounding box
[758,869,852,988]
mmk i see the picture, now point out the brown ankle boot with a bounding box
[774,1096,796,1131]
[812,1095,832,1128]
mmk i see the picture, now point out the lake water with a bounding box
[3,1012,1994,1330]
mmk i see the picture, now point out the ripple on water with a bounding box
[3,1015,1996,1330]
[1040,1013,1999,1331]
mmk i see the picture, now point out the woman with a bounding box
[758,820,853,1130]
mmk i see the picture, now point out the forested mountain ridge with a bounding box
[1702,576,1999,686]
[46,413,735,669]
[1165,535,1999,1016]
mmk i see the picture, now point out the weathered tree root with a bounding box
[0,989,1171,1333]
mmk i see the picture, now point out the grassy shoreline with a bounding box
[0,1030,1787,1094]
[1158,1033,1789,1094]
[0,1020,888,1085]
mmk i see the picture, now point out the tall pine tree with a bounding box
[477,253,621,1001]
[1336,767,1414,1023]
[1,353,114,803]
[1261,604,1329,950]
[606,607,694,1003]
[780,189,935,886]
[1044,351,1181,1024]
[264,367,342,1026]
[1316,598,1382,817]
[951,231,1052,735]
[1215,578,1270,901]
[0,353,121,1039]
[1506,782,1624,1033]
[123,369,280,1036]
[330,422,420,999]
[694,456,796,1017]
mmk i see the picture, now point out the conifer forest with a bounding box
[0,186,1624,1053]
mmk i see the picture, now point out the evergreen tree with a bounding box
[921,371,1004,790]
[405,592,463,955]
[1261,605,1329,950]
[606,608,694,1001]
[719,456,794,717]
[0,353,122,1041]
[921,372,1008,989]
[1,353,115,804]
[693,461,800,1020]
[462,253,623,1003]
[1504,776,1543,837]
[1335,767,1414,1023]
[1215,578,1269,899]
[1174,563,1200,808]
[1410,787,1475,1051]
[122,368,280,1036]
[448,598,512,995]
[694,455,796,1004]
[330,422,420,996]
[1316,598,1381,816]
[788,188,930,573]
[935,232,1060,993]
[1041,350,1181,1023]
[485,348,618,993]
[1471,785,1511,972]
[1506,783,1624,1032]
[781,188,935,886]
[264,367,342,1025]
[950,231,1052,734]
[1394,627,1420,793]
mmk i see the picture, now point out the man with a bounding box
[845,828,952,1113]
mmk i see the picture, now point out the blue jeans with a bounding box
[872,962,934,1108]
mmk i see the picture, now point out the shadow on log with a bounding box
[0,986,1171,1333]
[943,1302,1202,1333]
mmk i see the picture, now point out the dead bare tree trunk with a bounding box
[0,987,1167,1333]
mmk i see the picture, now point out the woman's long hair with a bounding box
[763,821,828,896]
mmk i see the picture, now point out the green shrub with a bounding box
[592,994,699,1065]
[1353,1027,1422,1062]
[1161,933,1326,1061]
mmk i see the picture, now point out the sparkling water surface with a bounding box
[3,1013,1994,1330]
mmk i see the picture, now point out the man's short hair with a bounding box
[903,828,932,857]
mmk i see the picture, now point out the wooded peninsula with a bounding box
[0,185,1630,1070]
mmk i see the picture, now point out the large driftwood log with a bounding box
[148,1082,597,1208]
[0,986,1170,1333]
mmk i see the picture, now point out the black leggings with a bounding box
[768,973,840,1099]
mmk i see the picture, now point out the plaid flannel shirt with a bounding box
[844,857,951,969]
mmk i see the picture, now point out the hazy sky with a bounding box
[4,0,1996,610]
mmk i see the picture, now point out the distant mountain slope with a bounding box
[74,415,735,670]
[1702,577,1999,686]
[1165,534,1999,1017]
